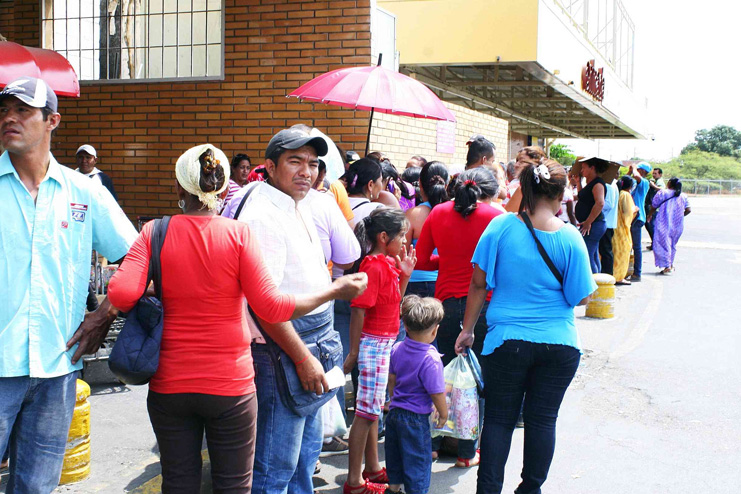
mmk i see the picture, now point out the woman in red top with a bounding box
[108,144,366,494]
[342,208,416,494]
[415,167,503,466]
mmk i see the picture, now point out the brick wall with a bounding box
[369,102,509,170]
[2,0,372,219]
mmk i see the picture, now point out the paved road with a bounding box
[4,196,739,493]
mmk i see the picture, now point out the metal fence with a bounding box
[680,179,741,195]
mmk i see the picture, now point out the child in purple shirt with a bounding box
[386,295,448,494]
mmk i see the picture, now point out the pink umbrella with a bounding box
[288,54,455,155]
[0,42,80,97]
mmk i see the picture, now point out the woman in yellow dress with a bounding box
[613,176,639,285]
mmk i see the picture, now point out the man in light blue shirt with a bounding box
[599,179,619,275]
[0,77,137,492]
[629,162,652,281]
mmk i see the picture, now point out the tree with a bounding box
[681,125,741,156]
[549,143,576,168]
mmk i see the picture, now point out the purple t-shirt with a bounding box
[389,338,445,414]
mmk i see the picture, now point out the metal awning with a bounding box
[401,62,644,140]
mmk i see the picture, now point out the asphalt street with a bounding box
[3,195,739,494]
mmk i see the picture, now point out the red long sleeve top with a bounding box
[108,215,295,396]
[415,201,502,302]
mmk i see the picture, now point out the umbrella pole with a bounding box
[364,108,375,157]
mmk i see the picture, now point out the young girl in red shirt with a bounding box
[343,207,417,494]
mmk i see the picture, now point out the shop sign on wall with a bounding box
[581,59,605,102]
[437,120,456,154]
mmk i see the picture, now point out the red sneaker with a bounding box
[362,467,389,484]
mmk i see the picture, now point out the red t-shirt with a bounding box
[350,254,401,338]
[108,215,295,396]
[415,201,502,301]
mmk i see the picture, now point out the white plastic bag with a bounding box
[431,355,480,440]
[321,398,348,438]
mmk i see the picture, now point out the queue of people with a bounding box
[0,75,691,494]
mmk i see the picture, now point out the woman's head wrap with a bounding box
[175,144,230,211]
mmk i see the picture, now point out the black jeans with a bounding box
[147,391,258,494]
[599,228,614,275]
[477,340,580,494]
[431,296,489,459]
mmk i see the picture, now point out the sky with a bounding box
[557,0,741,163]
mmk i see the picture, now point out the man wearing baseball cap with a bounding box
[232,127,366,494]
[0,77,137,491]
[628,161,653,281]
[75,144,118,201]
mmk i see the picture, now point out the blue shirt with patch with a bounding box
[0,151,137,378]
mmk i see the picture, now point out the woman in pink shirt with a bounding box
[108,144,365,493]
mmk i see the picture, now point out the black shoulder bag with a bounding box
[232,182,261,220]
[109,216,171,385]
[520,211,563,285]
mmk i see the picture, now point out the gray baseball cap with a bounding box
[265,128,329,160]
[0,77,58,112]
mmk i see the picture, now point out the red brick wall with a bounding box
[3,0,371,219]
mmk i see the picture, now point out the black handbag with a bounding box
[109,216,171,385]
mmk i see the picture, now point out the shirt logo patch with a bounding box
[71,211,86,222]
[61,221,68,229]
[70,203,88,211]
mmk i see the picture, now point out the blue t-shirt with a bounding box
[409,202,437,283]
[631,179,650,223]
[471,214,597,355]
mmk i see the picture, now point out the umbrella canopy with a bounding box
[0,42,80,97]
[288,64,455,122]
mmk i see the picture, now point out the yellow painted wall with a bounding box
[378,0,539,64]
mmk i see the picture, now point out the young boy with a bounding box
[385,295,448,494]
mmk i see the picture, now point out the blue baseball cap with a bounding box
[637,162,652,172]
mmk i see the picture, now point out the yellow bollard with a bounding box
[59,379,91,485]
[585,273,616,319]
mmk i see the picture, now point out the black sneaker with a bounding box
[629,275,642,282]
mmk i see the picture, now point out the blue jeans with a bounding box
[431,296,488,459]
[0,372,78,494]
[405,281,436,299]
[252,344,323,494]
[631,219,645,277]
[582,219,607,273]
[385,408,432,494]
[334,299,352,418]
[477,340,580,494]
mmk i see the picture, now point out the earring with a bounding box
[177,199,186,210]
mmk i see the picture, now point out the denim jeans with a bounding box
[598,228,614,275]
[251,344,323,494]
[631,219,645,278]
[405,281,436,299]
[385,408,432,494]
[582,219,607,273]
[0,372,78,494]
[431,296,488,460]
[477,340,580,494]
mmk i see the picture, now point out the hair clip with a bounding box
[464,179,477,186]
[350,175,358,188]
[533,164,551,184]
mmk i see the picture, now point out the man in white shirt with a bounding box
[75,144,118,201]
[237,128,365,494]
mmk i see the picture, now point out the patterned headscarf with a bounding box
[175,144,230,211]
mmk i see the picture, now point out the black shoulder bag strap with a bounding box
[233,183,261,221]
[520,211,564,286]
[147,216,171,300]
[351,199,370,211]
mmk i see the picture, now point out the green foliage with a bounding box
[651,151,741,180]
[681,125,741,157]
[549,143,576,168]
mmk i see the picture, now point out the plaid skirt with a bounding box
[355,334,395,420]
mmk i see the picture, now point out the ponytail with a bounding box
[668,177,682,197]
[349,207,408,273]
[419,161,449,208]
[198,148,226,193]
[453,167,498,218]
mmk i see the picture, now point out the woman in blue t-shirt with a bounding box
[454,158,597,494]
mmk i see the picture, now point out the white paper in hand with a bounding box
[325,366,346,390]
